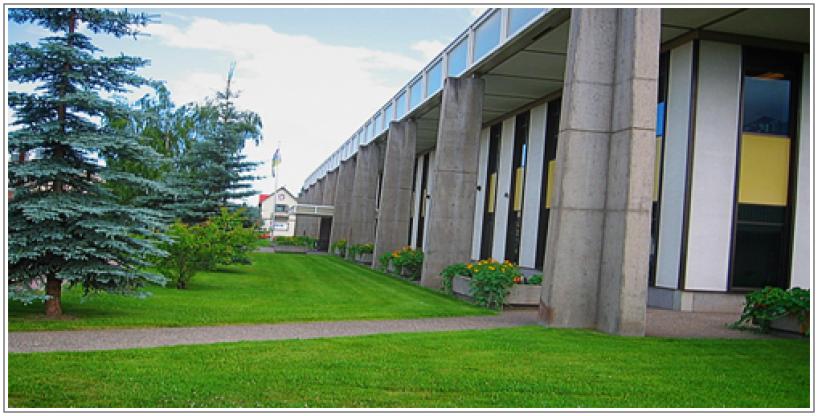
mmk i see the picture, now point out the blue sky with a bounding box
[8,7,484,200]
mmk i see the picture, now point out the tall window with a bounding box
[480,124,502,260]
[730,47,801,290]
[535,98,561,269]
[505,111,529,264]
[649,52,670,286]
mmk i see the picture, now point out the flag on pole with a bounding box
[271,148,282,177]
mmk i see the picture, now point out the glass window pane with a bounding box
[508,8,543,35]
[473,12,501,61]
[409,78,423,109]
[396,91,407,118]
[447,39,468,76]
[742,77,791,135]
[426,59,442,95]
[384,103,393,123]
[374,112,382,132]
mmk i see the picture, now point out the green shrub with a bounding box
[441,263,471,295]
[732,287,810,333]
[330,240,347,256]
[152,221,211,289]
[382,247,424,280]
[274,235,316,248]
[152,208,260,289]
[348,243,374,258]
[440,259,523,309]
[527,274,543,285]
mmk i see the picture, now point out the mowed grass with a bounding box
[8,326,809,408]
[9,253,487,331]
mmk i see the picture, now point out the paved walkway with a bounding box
[8,311,538,353]
[8,308,775,353]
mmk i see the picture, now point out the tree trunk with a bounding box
[176,279,186,289]
[45,277,62,317]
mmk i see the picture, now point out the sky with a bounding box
[8,7,487,203]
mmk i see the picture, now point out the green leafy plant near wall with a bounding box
[731,287,810,333]
[330,240,347,256]
[348,243,374,258]
[441,259,529,310]
[379,247,424,280]
[273,236,316,248]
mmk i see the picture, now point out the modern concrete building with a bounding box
[299,8,811,335]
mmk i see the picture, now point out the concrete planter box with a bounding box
[770,314,809,335]
[452,275,541,306]
[273,245,310,254]
[355,252,373,265]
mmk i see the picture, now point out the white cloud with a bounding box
[469,8,488,18]
[410,40,446,61]
[148,18,426,200]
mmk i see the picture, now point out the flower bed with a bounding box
[348,243,374,265]
[441,259,542,309]
[330,240,347,257]
[731,287,810,335]
[378,247,423,281]
[272,236,316,254]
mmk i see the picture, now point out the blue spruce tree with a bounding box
[8,8,168,316]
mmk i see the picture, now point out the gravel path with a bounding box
[8,311,539,353]
[9,308,777,353]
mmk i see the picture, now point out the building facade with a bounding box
[299,8,811,335]
[259,187,298,238]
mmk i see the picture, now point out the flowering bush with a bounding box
[441,259,525,309]
[330,240,347,256]
[348,243,374,258]
[380,247,424,280]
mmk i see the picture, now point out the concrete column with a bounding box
[420,77,485,288]
[307,179,324,238]
[294,188,309,236]
[538,8,659,336]
[329,157,356,247]
[347,143,381,249]
[322,169,338,206]
[373,120,417,269]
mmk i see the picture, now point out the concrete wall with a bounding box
[348,143,381,247]
[329,157,356,247]
[539,8,659,336]
[420,77,485,288]
[373,121,417,268]
[683,41,742,291]
[791,53,811,289]
[654,41,694,290]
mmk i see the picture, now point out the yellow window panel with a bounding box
[513,167,524,212]
[487,173,497,214]
[654,136,663,202]
[545,160,556,209]
[738,133,790,206]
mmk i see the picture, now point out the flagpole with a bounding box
[273,141,280,192]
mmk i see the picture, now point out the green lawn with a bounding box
[9,253,487,331]
[8,326,809,408]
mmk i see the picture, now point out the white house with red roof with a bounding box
[258,187,297,237]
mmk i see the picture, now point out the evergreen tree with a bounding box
[169,64,263,224]
[8,8,168,316]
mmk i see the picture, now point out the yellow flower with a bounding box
[488,266,496,271]
[466,264,473,269]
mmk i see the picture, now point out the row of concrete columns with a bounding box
[300,8,659,336]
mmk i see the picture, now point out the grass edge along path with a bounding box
[9,253,489,331]
[8,326,809,408]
